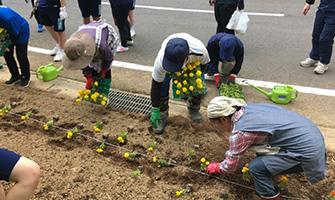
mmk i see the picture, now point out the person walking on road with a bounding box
[209,0,244,35]
[0,6,31,87]
[77,0,101,25]
[206,96,327,200]
[150,33,210,134]
[206,33,244,88]
[128,0,136,38]
[300,0,335,74]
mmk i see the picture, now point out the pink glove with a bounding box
[206,163,223,174]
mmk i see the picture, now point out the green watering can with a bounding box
[36,63,63,82]
[250,84,298,104]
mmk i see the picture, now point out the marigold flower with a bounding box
[148,147,153,151]
[124,153,129,158]
[189,86,194,91]
[196,70,202,76]
[21,116,25,120]
[182,67,187,71]
[78,90,83,96]
[195,61,200,66]
[94,81,98,86]
[206,161,210,165]
[84,95,89,99]
[197,84,203,89]
[103,97,107,101]
[176,191,181,196]
[242,167,249,173]
[176,72,181,76]
[101,101,106,106]
[201,158,206,163]
[117,137,125,143]
[84,90,91,95]
[0,113,3,116]
[177,83,182,89]
[94,92,99,96]
[153,157,157,162]
[94,127,100,132]
[176,90,181,95]
[67,132,73,137]
[182,87,187,92]
[5,110,8,113]
[192,65,196,69]
[174,80,178,84]
[196,78,202,84]
[76,99,81,103]
[330,190,335,197]
[189,73,194,77]
[281,176,288,183]
[182,80,187,85]
[44,125,49,131]
[91,94,96,99]
[187,64,193,70]
[184,73,188,77]
[97,149,103,153]
[67,135,72,139]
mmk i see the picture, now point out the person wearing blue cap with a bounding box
[300,0,335,75]
[206,33,244,87]
[150,33,210,134]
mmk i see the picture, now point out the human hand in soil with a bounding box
[206,163,223,174]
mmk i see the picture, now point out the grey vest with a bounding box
[234,103,327,183]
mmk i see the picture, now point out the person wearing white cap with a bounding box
[206,96,327,200]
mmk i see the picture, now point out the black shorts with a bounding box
[39,5,65,32]
[77,0,102,18]
[0,148,21,182]
[130,0,136,10]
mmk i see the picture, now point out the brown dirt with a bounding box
[0,85,334,200]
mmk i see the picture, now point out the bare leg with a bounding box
[0,184,5,200]
[128,10,134,27]
[57,32,67,50]
[45,26,59,44]
[6,157,40,200]
[93,16,101,22]
[83,17,90,25]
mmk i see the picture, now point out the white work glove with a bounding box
[59,6,67,20]
[34,0,40,6]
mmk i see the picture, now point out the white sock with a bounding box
[56,43,59,48]
[131,26,135,31]
[58,49,64,53]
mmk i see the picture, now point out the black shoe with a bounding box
[5,76,21,85]
[19,78,30,87]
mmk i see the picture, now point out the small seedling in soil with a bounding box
[188,149,195,159]
[176,188,186,197]
[328,190,335,200]
[67,128,78,139]
[124,151,139,158]
[148,142,157,151]
[43,120,54,131]
[94,120,103,132]
[131,170,141,178]
[97,139,106,153]
[278,176,288,190]
[21,112,31,120]
[157,158,168,166]
[200,158,210,172]
[242,166,251,182]
[117,132,127,144]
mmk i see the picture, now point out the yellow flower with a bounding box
[242,167,249,173]
[196,70,202,76]
[153,157,157,162]
[176,191,181,196]
[187,64,193,70]
[176,90,181,95]
[206,161,210,165]
[94,127,100,132]
[84,90,91,95]
[182,67,187,71]
[182,87,187,93]
[197,84,203,89]
[118,137,125,143]
[201,158,206,163]
[78,90,83,96]
[189,73,194,77]
[67,135,72,139]
[176,72,181,76]
[124,153,129,158]
[76,99,81,103]
[192,65,196,69]
[97,149,103,153]
[148,147,153,151]
[101,101,106,106]
[174,80,178,85]
[103,97,107,101]
[100,95,102,98]
[0,113,3,116]
[189,86,194,91]
[84,95,89,99]
[281,176,288,183]
[91,94,96,99]
[44,125,49,130]
[184,73,188,77]
[195,61,200,66]
[182,80,187,85]
[67,132,73,137]
[196,78,202,84]
[94,92,99,96]
[94,81,98,86]
[5,110,8,113]
[21,116,25,120]
[177,83,182,89]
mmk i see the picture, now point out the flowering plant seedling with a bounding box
[328,190,335,200]
[0,28,12,56]
[1,106,11,114]
[97,139,106,153]
[187,149,195,159]
[76,87,108,105]
[200,157,210,172]
[94,120,103,132]
[117,132,127,144]
[21,112,31,120]
[241,166,251,182]
[168,61,206,99]
[43,120,54,131]
[131,170,141,178]
[176,188,186,197]
[157,158,168,166]
[124,151,139,158]
[67,128,78,139]
[148,142,157,151]
[279,176,288,190]
[219,83,244,99]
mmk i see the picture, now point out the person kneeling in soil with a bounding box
[206,33,244,87]
[62,20,119,93]
[0,148,40,200]
[206,96,327,200]
[150,33,210,134]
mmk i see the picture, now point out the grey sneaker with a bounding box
[300,58,318,68]
[127,40,134,46]
[50,46,59,56]
[53,50,64,62]
[313,62,328,74]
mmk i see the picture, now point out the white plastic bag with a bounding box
[236,11,250,35]
[226,10,241,30]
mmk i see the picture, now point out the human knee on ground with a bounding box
[9,157,40,189]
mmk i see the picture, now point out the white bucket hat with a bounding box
[207,96,247,118]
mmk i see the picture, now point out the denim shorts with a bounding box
[0,148,21,181]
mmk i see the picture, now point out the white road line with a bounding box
[101,2,284,17]
[28,45,335,97]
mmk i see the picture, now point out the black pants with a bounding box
[214,3,237,35]
[109,2,131,47]
[31,0,41,24]
[4,43,30,80]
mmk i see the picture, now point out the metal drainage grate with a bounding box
[107,90,152,115]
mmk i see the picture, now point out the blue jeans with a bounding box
[249,156,303,197]
[309,10,335,64]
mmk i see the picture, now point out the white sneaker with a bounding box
[54,50,64,62]
[130,29,136,38]
[127,40,134,46]
[313,62,328,74]
[300,58,318,68]
[204,74,215,81]
[50,46,59,56]
[116,45,129,53]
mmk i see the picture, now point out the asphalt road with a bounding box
[3,0,335,90]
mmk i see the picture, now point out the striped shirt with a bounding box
[219,107,271,173]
